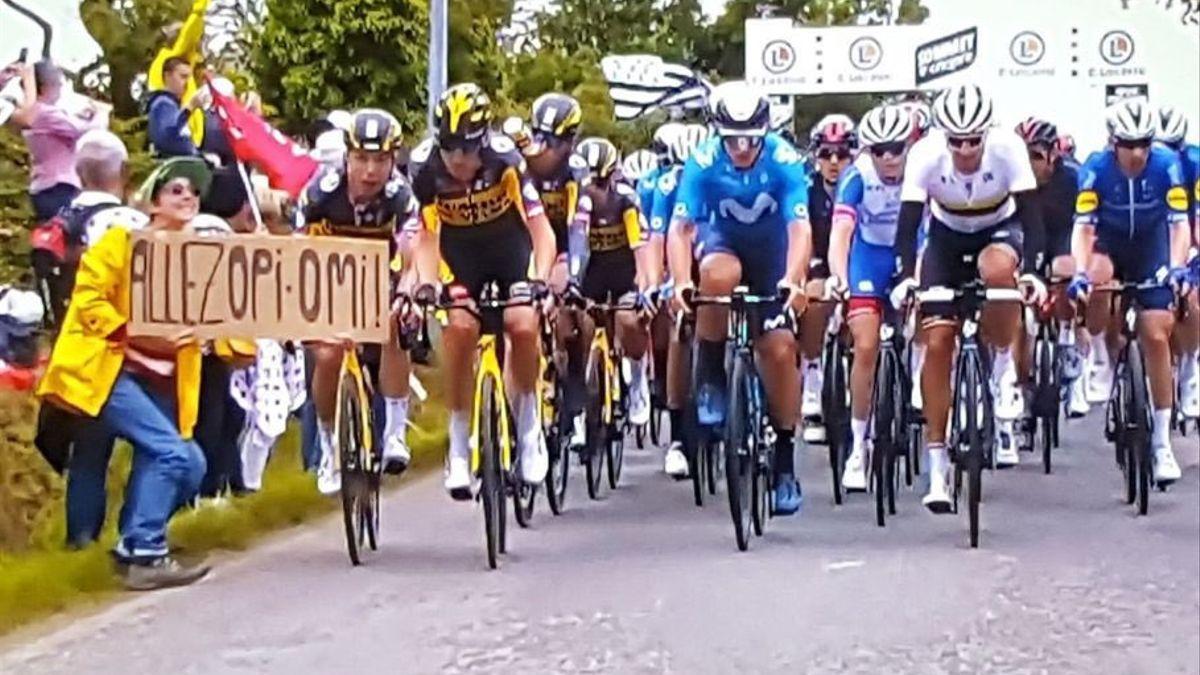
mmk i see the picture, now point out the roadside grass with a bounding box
[0,381,446,636]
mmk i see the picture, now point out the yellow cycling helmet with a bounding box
[346,108,403,152]
[435,83,493,146]
[576,137,620,181]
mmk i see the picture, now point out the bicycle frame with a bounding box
[471,335,513,475]
[334,348,375,473]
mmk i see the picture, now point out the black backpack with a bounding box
[30,201,119,329]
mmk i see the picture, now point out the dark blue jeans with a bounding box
[64,419,119,548]
[99,371,206,559]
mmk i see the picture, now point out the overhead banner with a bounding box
[128,231,391,343]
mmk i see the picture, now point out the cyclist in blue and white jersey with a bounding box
[826,104,915,491]
[1068,99,1192,483]
[1156,104,1200,419]
[667,81,812,514]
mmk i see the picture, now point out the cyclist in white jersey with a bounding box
[893,85,1047,511]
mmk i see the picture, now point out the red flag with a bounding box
[208,80,317,198]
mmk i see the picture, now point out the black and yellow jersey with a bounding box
[526,152,588,253]
[295,166,418,251]
[408,134,545,234]
[576,181,645,254]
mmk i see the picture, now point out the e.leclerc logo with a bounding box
[1100,30,1134,65]
[849,37,883,71]
[915,27,978,85]
[1009,31,1045,66]
[763,40,796,74]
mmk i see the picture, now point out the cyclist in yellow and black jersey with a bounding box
[407,83,557,497]
[564,137,654,435]
[293,109,419,494]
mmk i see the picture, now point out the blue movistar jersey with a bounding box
[833,154,903,247]
[636,166,663,221]
[1075,145,1189,239]
[671,133,811,232]
[649,165,682,235]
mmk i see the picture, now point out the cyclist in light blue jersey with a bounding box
[667,81,813,515]
[1068,98,1192,484]
[826,104,916,492]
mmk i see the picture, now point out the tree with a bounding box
[252,0,429,134]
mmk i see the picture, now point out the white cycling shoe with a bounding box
[316,449,341,496]
[993,367,1024,421]
[627,379,651,426]
[1180,361,1200,418]
[801,366,823,420]
[445,427,473,500]
[664,443,689,479]
[1067,375,1091,418]
[1153,443,1182,484]
[382,435,411,475]
[922,446,952,514]
[841,446,868,492]
[995,422,1020,468]
[519,431,549,485]
[1087,361,1114,404]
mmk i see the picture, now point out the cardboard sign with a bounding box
[128,231,390,343]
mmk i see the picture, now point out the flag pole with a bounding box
[236,160,265,232]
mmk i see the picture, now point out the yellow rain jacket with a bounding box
[37,227,203,439]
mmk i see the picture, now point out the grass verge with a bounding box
[0,390,446,637]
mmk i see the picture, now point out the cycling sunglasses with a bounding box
[1114,138,1152,150]
[440,134,484,154]
[1027,146,1052,162]
[869,141,907,158]
[947,134,985,149]
[815,146,852,161]
[723,136,764,152]
[532,130,572,148]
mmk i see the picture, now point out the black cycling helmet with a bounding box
[435,83,493,145]
[346,108,402,152]
[530,93,582,140]
[1015,116,1058,147]
[576,137,620,180]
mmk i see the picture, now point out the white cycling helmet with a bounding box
[932,85,993,136]
[708,81,770,138]
[667,124,711,164]
[1105,98,1156,142]
[1156,104,1189,146]
[858,105,914,146]
[652,122,686,159]
[621,149,658,181]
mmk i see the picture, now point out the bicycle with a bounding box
[417,282,544,569]
[1026,282,1068,475]
[916,282,1024,548]
[678,311,721,507]
[691,287,778,551]
[818,299,851,506]
[541,313,571,516]
[333,345,382,566]
[869,304,916,527]
[1099,280,1173,516]
[566,292,639,499]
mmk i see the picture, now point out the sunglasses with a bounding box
[160,180,199,198]
[947,135,985,149]
[723,136,764,152]
[440,135,484,154]
[1027,148,1050,162]
[869,141,907,158]
[532,131,572,148]
[1114,138,1151,150]
[816,146,851,161]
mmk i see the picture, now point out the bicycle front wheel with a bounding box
[336,366,367,566]
[1035,333,1056,474]
[546,378,570,515]
[479,374,504,569]
[584,347,606,500]
[725,355,754,551]
[962,354,985,548]
[1124,340,1152,515]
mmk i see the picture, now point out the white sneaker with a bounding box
[1180,361,1200,418]
[628,378,651,426]
[802,364,823,419]
[1153,443,1182,484]
[520,431,549,484]
[664,442,689,478]
[317,447,341,496]
[911,378,924,411]
[1087,361,1114,404]
[570,412,587,449]
[382,434,411,475]
[994,365,1024,421]
[1067,375,1090,418]
[841,446,868,491]
[995,422,1020,467]
[444,456,472,498]
[803,423,826,444]
[922,447,952,513]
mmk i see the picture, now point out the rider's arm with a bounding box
[781,167,814,287]
[829,168,863,285]
[1165,157,1191,268]
[646,171,676,289]
[667,159,703,288]
[412,204,442,287]
[1071,164,1101,278]
[506,166,555,282]
[622,194,654,292]
[895,201,926,279]
[1014,190,1046,275]
[567,193,593,285]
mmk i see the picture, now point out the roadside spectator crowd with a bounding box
[0,9,338,591]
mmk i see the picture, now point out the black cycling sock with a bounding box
[669,409,682,443]
[697,339,726,389]
[774,428,795,475]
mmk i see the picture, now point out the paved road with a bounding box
[3,410,1198,674]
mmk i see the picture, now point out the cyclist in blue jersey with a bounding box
[826,104,915,491]
[649,124,711,478]
[1068,98,1192,484]
[1156,104,1200,419]
[667,81,813,514]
